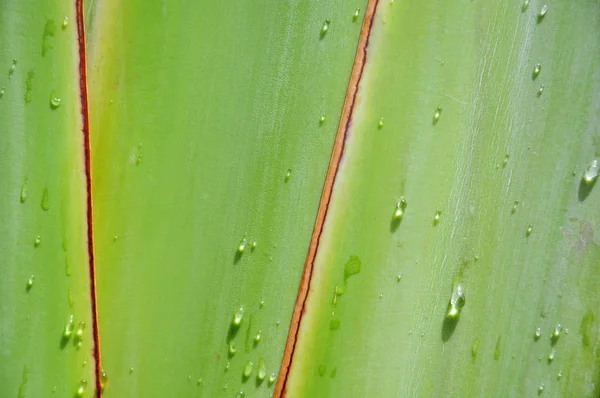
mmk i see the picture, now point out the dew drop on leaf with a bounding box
[583,159,599,184]
[532,63,542,80]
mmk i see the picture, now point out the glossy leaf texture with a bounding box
[86,0,366,396]
[0,1,95,397]
[287,1,600,397]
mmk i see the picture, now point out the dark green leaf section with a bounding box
[86,0,366,396]
[0,0,95,396]
[288,1,600,396]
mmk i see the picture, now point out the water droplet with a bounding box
[225,362,230,372]
[433,210,441,225]
[433,106,443,124]
[378,117,384,129]
[583,159,599,184]
[26,275,34,290]
[62,16,69,29]
[34,235,41,247]
[537,85,544,96]
[251,240,257,251]
[68,290,74,307]
[329,318,340,330]
[135,154,142,165]
[24,70,34,103]
[232,308,244,328]
[268,373,276,385]
[502,154,510,167]
[353,8,360,21]
[100,370,108,389]
[285,168,292,182]
[526,224,533,237]
[511,200,519,214]
[8,59,17,78]
[129,366,134,373]
[494,335,502,360]
[254,330,262,345]
[20,179,27,203]
[471,337,480,359]
[548,349,555,362]
[275,319,280,326]
[243,361,254,379]
[534,327,542,340]
[228,341,237,356]
[538,5,548,21]
[319,114,326,125]
[75,379,87,397]
[0,87,4,97]
[396,273,402,282]
[237,391,245,398]
[557,370,562,379]
[257,357,267,381]
[532,63,542,80]
[237,239,247,254]
[75,321,85,339]
[522,0,530,12]
[551,323,562,344]
[50,91,61,109]
[259,299,265,308]
[538,383,544,395]
[321,19,330,38]
[445,284,466,320]
[197,378,203,385]
[393,197,407,221]
[41,187,50,210]
[318,364,326,376]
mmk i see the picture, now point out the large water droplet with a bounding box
[100,370,108,389]
[62,16,69,29]
[393,197,407,222]
[583,159,599,184]
[75,321,85,339]
[532,63,542,80]
[537,85,544,97]
[268,372,276,385]
[34,235,41,247]
[243,361,254,379]
[445,284,465,320]
[538,5,548,22]
[41,187,50,210]
[378,117,384,129]
[19,179,27,203]
[526,224,533,237]
[538,383,544,395]
[321,19,330,38]
[63,314,75,338]
[50,91,61,109]
[522,0,530,12]
[254,330,262,345]
[548,349,555,362]
[232,308,244,328]
[433,106,443,124]
[433,210,441,226]
[551,323,561,345]
[319,114,326,125]
[534,327,542,340]
[353,8,360,21]
[237,239,247,255]
[26,275,34,290]
[75,379,87,397]
[8,59,17,78]
[257,358,267,381]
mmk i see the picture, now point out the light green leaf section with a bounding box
[86,0,366,396]
[0,1,95,397]
[288,1,600,396]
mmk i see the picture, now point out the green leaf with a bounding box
[286,1,600,396]
[0,1,95,396]
[86,0,367,396]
